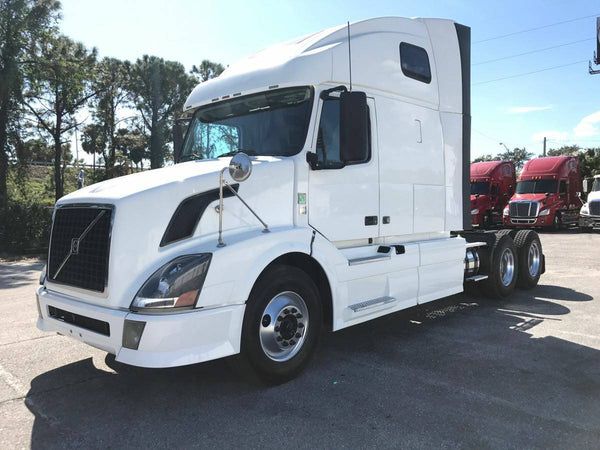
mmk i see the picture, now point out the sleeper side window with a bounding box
[559,180,568,194]
[316,98,371,167]
[399,42,431,84]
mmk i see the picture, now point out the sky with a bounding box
[58,0,600,161]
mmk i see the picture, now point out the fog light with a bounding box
[122,319,146,350]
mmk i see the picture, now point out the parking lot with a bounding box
[0,231,599,449]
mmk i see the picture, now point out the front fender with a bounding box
[197,226,315,308]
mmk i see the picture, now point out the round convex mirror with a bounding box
[229,152,252,182]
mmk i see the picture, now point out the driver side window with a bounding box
[316,98,371,166]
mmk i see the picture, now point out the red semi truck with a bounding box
[470,161,516,228]
[503,156,582,230]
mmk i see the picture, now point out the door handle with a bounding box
[364,216,378,226]
[414,119,422,143]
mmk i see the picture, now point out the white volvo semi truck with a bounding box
[36,17,545,383]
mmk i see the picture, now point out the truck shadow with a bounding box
[24,285,600,448]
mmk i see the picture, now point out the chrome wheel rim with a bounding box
[500,248,515,287]
[528,241,540,277]
[259,291,309,362]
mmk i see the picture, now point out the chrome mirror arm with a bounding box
[217,167,269,248]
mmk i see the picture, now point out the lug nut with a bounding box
[277,316,282,321]
[283,309,289,314]
[296,313,302,319]
[295,333,301,338]
[291,308,297,314]
[275,326,280,332]
[282,341,289,347]
[289,339,296,345]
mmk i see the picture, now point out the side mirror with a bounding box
[339,91,368,163]
[229,152,252,182]
[583,179,589,193]
[173,122,184,163]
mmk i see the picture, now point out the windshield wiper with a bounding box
[218,149,258,157]
[180,152,203,162]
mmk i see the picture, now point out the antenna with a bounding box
[347,21,352,91]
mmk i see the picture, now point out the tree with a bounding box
[114,127,147,170]
[86,57,131,178]
[497,147,533,171]
[547,145,580,157]
[23,34,97,201]
[81,122,105,165]
[0,0,60,207]
[473,154,499,163]
[191,59,225,83]
[128,55,195,169]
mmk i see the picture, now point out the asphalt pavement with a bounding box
[1,230,599,449]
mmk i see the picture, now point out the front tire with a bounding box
[239,265,322,384]
[551,213,561,231]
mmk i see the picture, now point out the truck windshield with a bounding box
[180,87,313,161]
[593,179,600,192]
[470,181,489,195]
[516,179,558,194]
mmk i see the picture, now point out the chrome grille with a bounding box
[590,201,600,216]
[509,201,539,218]
[48,205,113,292]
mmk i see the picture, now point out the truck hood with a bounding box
[49,156,296,309]
[510,193,550,203]
[61,158,243,203]
[470,195,490,209]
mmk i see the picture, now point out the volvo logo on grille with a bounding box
[70,238,80,254]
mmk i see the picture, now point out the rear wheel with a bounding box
[480,234,519,299]
[238,265,322,384]
[514,230,542,289]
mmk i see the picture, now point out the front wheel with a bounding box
[551,213,561,231]
[238,265,322,384]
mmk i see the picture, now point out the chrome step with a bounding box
[465,274,488,282]
[348,254,391,266]
[466,241,487,248]
[348,296,396,312]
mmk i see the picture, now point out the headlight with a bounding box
[539,208,550,216]
[581,204,589,215]
[131,254,211,313]
[503,206,509,216]
[471,209,479,215]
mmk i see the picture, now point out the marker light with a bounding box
[131,254,211,313]
[470,209,479,215]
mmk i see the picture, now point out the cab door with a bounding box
[307,96,378,242]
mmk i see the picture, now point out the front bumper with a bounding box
[503,215,552,227]
[579,215,600,229]
[36,287,245,368]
